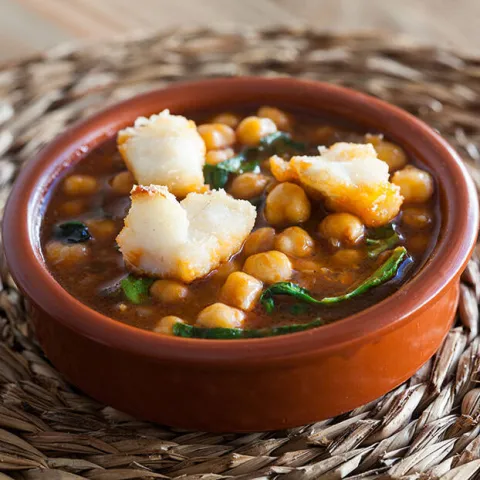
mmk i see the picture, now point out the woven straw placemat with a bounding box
[0,27,480,480]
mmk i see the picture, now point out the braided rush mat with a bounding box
[1,28,480,480]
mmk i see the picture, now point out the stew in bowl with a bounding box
[42,106,439,338]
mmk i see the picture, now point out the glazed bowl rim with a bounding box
[3,77,478,365]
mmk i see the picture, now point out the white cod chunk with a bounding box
[117,186,256,283]
[288,143,403,227]
[117,110,206,197]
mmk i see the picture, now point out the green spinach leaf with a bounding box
[203,131,306,189]
[54,221,91,243]
[172,318,324,339]
[366,223,402,258]
[260,246,408,312]
[121,275,154,304]
[260,131,306,154]
[203,165,231,190]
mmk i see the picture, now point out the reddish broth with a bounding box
[41,108,440,332]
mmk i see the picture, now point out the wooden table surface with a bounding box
[1,0,480,63]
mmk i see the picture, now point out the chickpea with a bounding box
[236,116,277,146]
[331,249,365,267]
[211,113,240,129]
[205,147,234,166]
[45,240,89,268]
[257,106,291,131]
[402,206,433,229]
[229,173,268,200]
[392,166,434,203]
[85,219,117,241]
[110,171,134,195]
[318,213,365,248]
[150,280,188,304]
[243,227,276,257]
[243,250,292,284]
[196,303,245,329]
[197,123,236,150]
[366,134,407,172]
[60,199,85,216]
[63,174,98,196]
[274,227,315,258]
[265,182,311,226]
[219,272,263,311]
[154,316,185,335]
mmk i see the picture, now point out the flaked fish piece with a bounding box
[117,109,206,197]
[117,185,256,283]
[272,143,403,227]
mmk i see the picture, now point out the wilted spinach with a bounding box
[260,247,408,313]
[54,221,91,243]
[204,132,306,189]
[121,275,154,304]
[172,318,324,339]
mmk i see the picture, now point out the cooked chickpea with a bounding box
[392,166,434,203]
[265,182,311,226]
[318,213,365,248]
[45,240,89,268]
[110,171,134,195]
[366,134,407,172]
[236,116,277,146]
[196,303,245,329]
[153,316,185,335]
[219,272,263,311]
[197,123,236,150]
[60,199,85,216]
[402,206,433,229]
[211,113,240,129]
[85,219,117,241]
[243,227,276,257]
[257,106,291,131]
[63,175,98,196]
[150,280,188,303]
[205,147,234,166]
[229,173,268,200]
[274,227,315,258]
[331,249,365,267]
[243,250,292,284]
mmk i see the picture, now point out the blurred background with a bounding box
[1,0,480,63]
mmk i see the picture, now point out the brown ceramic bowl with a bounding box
[3,77,478,432]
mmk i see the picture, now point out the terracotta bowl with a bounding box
[3,77,478,432]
